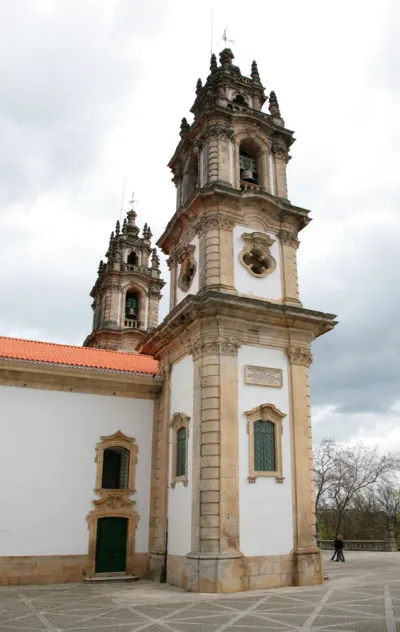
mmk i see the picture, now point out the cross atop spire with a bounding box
[221,28,234,47]
[129,192,137,209]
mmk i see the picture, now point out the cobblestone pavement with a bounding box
[1,552,400,631]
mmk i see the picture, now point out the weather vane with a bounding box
[221,29,235,47]
[129,192,137,209]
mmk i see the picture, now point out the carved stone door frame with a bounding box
[86,493,139,577]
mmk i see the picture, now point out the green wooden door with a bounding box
[95,517,128,573]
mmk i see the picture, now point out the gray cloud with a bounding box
[1,0,399,448]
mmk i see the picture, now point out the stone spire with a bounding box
[251,60,261,84]
[269,91,281,117]
[210,53,218,73]
[187,47,266,120]
[180,117,190,138]
[196,78,203,95]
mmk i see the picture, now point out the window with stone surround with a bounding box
[169,413,190,487]
[177,245,196,293]
[239,231,276,278]
[95,431,138,493]
[245,404,285,484]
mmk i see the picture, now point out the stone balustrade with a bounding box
[318,539,398,552]
[124,319,140,329]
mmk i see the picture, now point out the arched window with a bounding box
[254,421,275,471]
[233,94,247,107]
[245,403,285,483]
[239,138,262,185]
[127,251,138,265]
[169,412,190,487]
[176,427,186,477]
[101,446,130,489]
[240,150,258,184]
[125,291,139,320]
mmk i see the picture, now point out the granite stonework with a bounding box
[0,553,150,586]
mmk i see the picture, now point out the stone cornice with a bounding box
[168,108,295,175]
[156,184,311,255]
[138,290,337,359]
[0,358,162,399]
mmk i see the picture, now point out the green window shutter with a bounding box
[254,421,275,471]
[176,427,186,477]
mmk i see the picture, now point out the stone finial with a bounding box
[196,78,203,95]
[251,60,261,83]
[180,117,190,138]
[210,53,218,73]
[147,225,153,240]
[219,47,234,69]
[115,220,120,235]
[122,218,127,233]
[98,260,104,275]
[269,91,281,117]
[105,231,114,258]
[126,209,139,236]
[151,248,160,269]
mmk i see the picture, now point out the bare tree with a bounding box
[313,439,400,538]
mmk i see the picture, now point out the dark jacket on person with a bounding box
[336,538,344,549]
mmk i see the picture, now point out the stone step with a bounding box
[85,573,139,584]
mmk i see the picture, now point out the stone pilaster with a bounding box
[218,137,231,184]
[167,254,178,311]
[287,345,323,586]
[102,286,114,327]
[272,140,289,199]
[259,150,270,190]
[148,289,161,329]
[208,136,218,183]
[279,230,301,306]
[186,337,243,593]
[196,215,236,293]
[149,364,170,583]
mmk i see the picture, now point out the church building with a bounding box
[0,48,337,592]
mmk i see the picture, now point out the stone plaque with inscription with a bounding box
[245,365,283,388]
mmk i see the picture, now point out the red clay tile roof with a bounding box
[0,336,159,375]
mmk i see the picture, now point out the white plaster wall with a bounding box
[175,235,200,306]
[0,386,154,556]
[233,225,282,301]
[238,346,293,556]
[168,355,193,556]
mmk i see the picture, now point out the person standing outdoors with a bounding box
[331,537,339,561]
[336,536,345,561]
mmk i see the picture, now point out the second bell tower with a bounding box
[84,198,165,352]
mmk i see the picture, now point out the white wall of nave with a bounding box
[0,386,153,557]
[167,355,193,556]
[238,345,294,556]
[233,225,282,300]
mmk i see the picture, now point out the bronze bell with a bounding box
[240,152,257,183]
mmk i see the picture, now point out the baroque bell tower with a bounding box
[140,49,337,592]
[84,197,165,352]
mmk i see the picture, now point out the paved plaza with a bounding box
[1,552,400,631]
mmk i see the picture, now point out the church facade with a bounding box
[0,49,337,592]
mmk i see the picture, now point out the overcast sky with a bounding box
[1,0,399,450]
